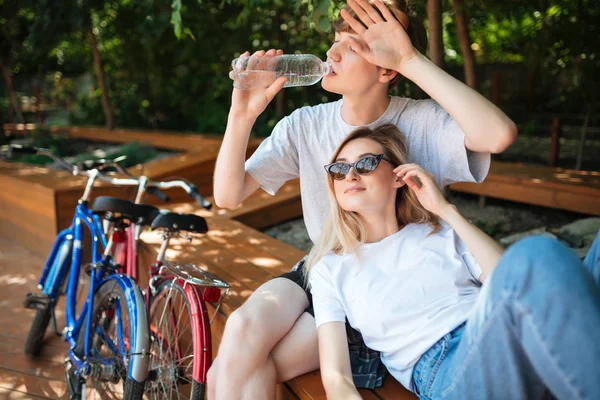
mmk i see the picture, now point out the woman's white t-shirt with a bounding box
[309,222,483,392]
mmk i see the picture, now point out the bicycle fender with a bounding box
[101,274,150,383]
[44,237,73,298]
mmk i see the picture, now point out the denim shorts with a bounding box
[277,258,388,389]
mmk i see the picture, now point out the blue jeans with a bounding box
[413,231,600,400]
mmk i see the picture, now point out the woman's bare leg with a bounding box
[239,312,320,400]
[272,312,320,382]
[208,278,310,400]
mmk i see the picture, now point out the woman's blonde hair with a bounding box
[304,123,440,278]
[333,0,428,87]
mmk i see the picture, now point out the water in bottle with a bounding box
[230,54,332,90]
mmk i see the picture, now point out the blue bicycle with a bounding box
[8,144,151,399]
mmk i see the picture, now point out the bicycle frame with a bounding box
[38,200,141,379]
[63,203,108,351]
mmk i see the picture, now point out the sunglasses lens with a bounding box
[329,163,349,180]
[355,156,378,174]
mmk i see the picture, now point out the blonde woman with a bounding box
[309,124,600,399]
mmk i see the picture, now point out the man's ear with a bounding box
[379,68,398,84]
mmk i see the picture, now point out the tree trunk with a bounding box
[33,73,45,125]
[0,103,6,145]
[575,111,590,170]
[427,0,444,68]
[88,21,115,130]
[452,0,477,89]
[549,117,561,167]
[528,71,535,113]
[0,62,25,124]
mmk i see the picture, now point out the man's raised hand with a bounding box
[341,0,417,73]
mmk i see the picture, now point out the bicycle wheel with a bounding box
[147,279,209,400]
[25,259,92,358]
[24,307,52,357]
[24,238,74,357]
[73,278,148,400]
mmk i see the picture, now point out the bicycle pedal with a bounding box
[23,292,51,310]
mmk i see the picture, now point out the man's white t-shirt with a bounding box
[309,222,483,392]
[245,97,490,243]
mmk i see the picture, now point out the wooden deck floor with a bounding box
[0,215,414,400]
[0,235,70,399]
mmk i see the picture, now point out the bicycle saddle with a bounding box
[92,196,160,226]
[151,212,208,234]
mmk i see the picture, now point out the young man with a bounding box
[209,0,517,398]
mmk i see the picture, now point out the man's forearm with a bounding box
[400,53,517,153]
[213,114,255,209]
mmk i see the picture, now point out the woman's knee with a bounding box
[223,279,309,344]
[221,306,285,356]
[497,236,579,280]
[491,235,587,299]
[222,308,261,344]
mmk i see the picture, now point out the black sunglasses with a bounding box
[324,154,391,180]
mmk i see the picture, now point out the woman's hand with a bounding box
[395,164,450,217]
[341,0,417,73]
[229,49,288,120]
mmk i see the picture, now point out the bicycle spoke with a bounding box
[151,354,194,371]
[156,284,175,335]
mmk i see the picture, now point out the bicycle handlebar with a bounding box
[8,144,38,155]
[190,186,213,210]
[147,179,212,210]
[146,186,171,202]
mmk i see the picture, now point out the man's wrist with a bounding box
[397,51,430,81]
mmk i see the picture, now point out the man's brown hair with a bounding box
[333,0,428,87]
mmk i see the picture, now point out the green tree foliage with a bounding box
[443,0,599,113]
[61,0,343,136]
[3,0,599,135]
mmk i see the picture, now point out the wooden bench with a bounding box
[204,179,303,229]
[450,161,600,215]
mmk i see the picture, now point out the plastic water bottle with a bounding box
[230,54,332,90]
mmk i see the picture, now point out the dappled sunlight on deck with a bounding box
[0,236,71,399]
[247,256,285,269]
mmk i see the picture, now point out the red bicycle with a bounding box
[93,171,229,399]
